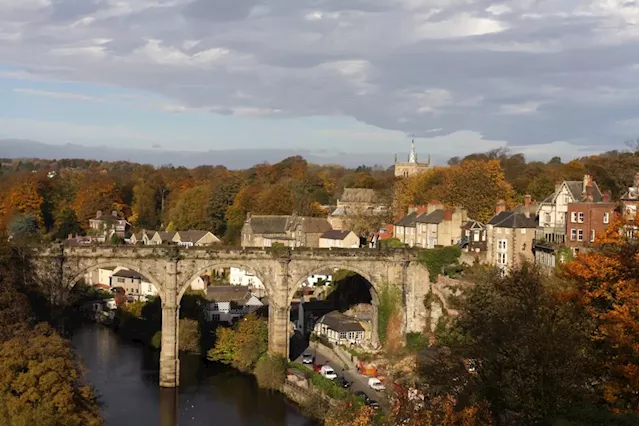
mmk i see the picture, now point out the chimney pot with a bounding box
[603,190,611,203]
[96,210,102,218]
[496,199,506,215]
[443,210,453,221]
[524,194,532,208]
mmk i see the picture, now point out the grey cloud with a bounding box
[0,0,637,151]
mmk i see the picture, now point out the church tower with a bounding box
[394,138,430,178]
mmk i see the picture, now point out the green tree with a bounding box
[167,184,212,230]
[8,213,40,242]
[179,318,201,353]
[131,179,159,229]
[207,313,268,372]
[254,354,287,390]
[53,207,84,240]
[208,174,242,236]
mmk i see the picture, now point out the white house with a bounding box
[110,269,158,301]
[190,276,207,291]
[319,230,360,248]
[204,286,264,323]
[313,311,365,345]
[173,230,220,247]
[229,267,265,289]
[303,274,332,287]
[84,266,118,286]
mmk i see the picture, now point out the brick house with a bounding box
[566,198,618,255]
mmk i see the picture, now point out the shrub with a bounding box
[418,246,462,283]
[151,331,162,349]
[254,354,287,390]
[179,318,201,353]
[405,332,429,351]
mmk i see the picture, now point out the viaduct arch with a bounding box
[33,245,430,388]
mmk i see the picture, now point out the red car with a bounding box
[312,362,323,373]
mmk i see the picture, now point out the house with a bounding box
[110,269,158,301]
[189,275,207,291]
[241,214,332,248]
[329,188,389,230]
[150,231,177,245]
[84,266,117,286]
[536,175,603,245]
[460,220,487,252]
[129,229,155,245]
[89,210,129,239]
[620,172,639,221]
[204,286,264,323]
[394,205,432,247]
[229,267,265,290]
[485,200,537,273]
[173,230,220,247]
[319,230,360,248]
[313,311,366,345]
[415,207,468,248]
[565,198,618,255]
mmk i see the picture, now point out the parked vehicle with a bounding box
[365,399,380,410]
[302,353,314,364]
[336,376,351,388]
[368,377,385,391]
[312,362,322,373]
[354,391,370,403]
[320,365,337,380]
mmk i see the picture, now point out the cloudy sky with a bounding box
[0,0,637,163]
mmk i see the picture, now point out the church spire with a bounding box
[408,136,417,163]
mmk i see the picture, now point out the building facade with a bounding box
[394,139,430,178]
[204,286,264,323]
[241,214,332,248]
[110,269,158,301]
[566,201,618,254]
[89,210,129,239]
[313,311,366,346]
[319,230,360,248]
[486,202,537,273]
[173,230,220,247]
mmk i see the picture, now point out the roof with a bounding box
[205,286,253,304]
[462,220,485,230]
[321,230,353,240]
[246,215,332,235]
[340,188,378,204]
[488,211,537,228]
[317,311,365,332]
[542,180,603,204]
[416,209,445,224]
[91,214,123,222]
[112,269,149,281]
[176,230,215,243]
[395,211,418,227]
[154,231,176,242]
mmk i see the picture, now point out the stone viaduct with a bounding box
[32,245,430,388]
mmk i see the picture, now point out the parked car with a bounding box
[302,353,314,364]
[336,376,351,388]
[365,399,381,410]
[320,365,337,380]
[354,391,370,403]
[368,377,386,391]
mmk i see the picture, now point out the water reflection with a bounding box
[72,323,316,426]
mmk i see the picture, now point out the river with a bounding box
[71,323,318,426]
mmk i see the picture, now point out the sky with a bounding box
[0,0,638,164]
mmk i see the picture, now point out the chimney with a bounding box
[408,204,416,214]
[496,199,506,215]
[524,194,532,208]
[416,205,429,215]
[96,210,102,218]
[585,179,594,202]
[443,210,453,221]
[603,190,611,203]
[582,174,592,194]
[111,210,118,217]
[68,233,73,240]
[555,181,562,193]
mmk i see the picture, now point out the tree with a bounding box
[179,318,201,353]
[254,354,286,390]
[53,207,83,240]
[0,175,44,229]
[8,214,40,242]
[167,184,212,230]
[563,216,639,413]
[131,179,159,229]
[255,184,294,215]
[206,313,268,372]
[208,174,243,236]
[421,264,598,424]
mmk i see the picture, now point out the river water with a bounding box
[71,323,317,426]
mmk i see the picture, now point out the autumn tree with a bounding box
[0,174,44,229]
[53,207,84,240]
[255,184,294,215]
[208,173,243,236]
[167,184,212,231]
[563,216,639,413]
[131,179,160,229]
[207,313,268,372]
[71,174,122,225]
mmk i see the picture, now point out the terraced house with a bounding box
[241,213,332,248]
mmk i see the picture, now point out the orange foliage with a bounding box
[0,174,44,228]
[563,215,639,413]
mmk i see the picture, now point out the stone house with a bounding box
[313,311,366,346]
[566,200,618,255]
[319,230,360,248]
[129,229,155,245]
[150,231,177,245]
[486,201,537,273]
[84,266,117,286]
[89,210,129,239]
[415,207,468,248]
[204,286,264,323]
[329,188,388,230]
[172,230,220,247]
[241,214,332,248]
[110,269,158,301]
[393,205,431,247]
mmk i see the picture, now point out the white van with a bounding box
[368,377,385,391]
[320,365,337,380]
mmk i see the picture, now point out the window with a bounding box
[505,228,510,234]
[603,212,609,224]
[570,229,577,241]
[590,230,596,242]
[520,228,527,234]
[497,239,507,251]
[570,212,577,223]
[497,252,507,266]
[577,229,583,241]
[117,277,125,283]
[544,213,551,223]
[211,314,220,322]
[473,232,479,241]
[339,332,347,339]
[578,212,584,223]
[496,228,502,234]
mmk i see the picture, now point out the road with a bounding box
[291,334,386,407]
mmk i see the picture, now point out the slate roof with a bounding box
[205,286,253,304]
[394,211,418,227]
[317,311,365,333]
[112,269,149,281]
[416,209,445,224]
[247,215,332,235]
[321,230,353,240]
[340,188,378,204]
[154,231,176,242]
[488,211,537,228]
[541,180,603,204]
[176,230,216,243]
